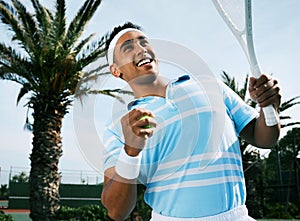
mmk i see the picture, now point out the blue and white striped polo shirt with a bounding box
[103,75,258,218]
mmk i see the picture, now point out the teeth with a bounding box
[137,58,151,67]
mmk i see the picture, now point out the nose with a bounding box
[136,42,147,55]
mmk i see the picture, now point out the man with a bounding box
[101,22,281,221]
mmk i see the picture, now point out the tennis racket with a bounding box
[212,0,279,126]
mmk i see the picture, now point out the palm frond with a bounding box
[221,71,238,93]
[78,52,107,72]
[280,116,291,120]
[101,89,134,96]
[1,59,38,89]
[0,1,31,55]
[84,65,109,78]
[0,42,22,60]
[278,96,300,113]
[65,0,102,51]
[73,69,110,96]
[64,0,90,50]
[30,0,52,36]
[0,65,11,75]
[221,72,249,101]
[11,0,41,55]
[75,35,108,81]
[51,0,66,52]
[74,86,133,105]
[0,0,16,17]
[221,71,231,86]
[281,122,300,129]
[0,72,28,85]
[16,83,32,105]
[77,46,107,71]
[24,107,33,131]
[73,33,96,57]
[86,88,133,104]
[240,74,249,100]
[0,43,39,87]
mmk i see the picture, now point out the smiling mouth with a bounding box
[136,58,154,67]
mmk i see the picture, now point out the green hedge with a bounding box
[56,205,110,221]
[265,202,300,219]
[0,211,14,221]
[56,204,150,221]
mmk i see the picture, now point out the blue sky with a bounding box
[0,0,299,184]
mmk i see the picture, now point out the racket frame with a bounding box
[212,0,279,126]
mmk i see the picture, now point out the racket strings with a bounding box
[214,0,245,32]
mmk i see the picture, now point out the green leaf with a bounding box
[30,0,53,36]
[11,0,41,55]
[65,0,102,51]
[16,83,31,105]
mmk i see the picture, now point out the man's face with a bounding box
[112,31,159,84]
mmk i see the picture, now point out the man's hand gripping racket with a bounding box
[212,0,279,126]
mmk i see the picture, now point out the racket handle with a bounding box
[262,105,279,126]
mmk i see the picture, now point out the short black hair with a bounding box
[105,22,143,60]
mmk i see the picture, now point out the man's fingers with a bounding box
[132,118,156,136]
[248,74,281,109]
[128,108,155,125]
[252,74,271,88]
[133,127,154,138]
[257,93,281,108]
[122,108,156,139]
[248,77,257,92]
[137,115,157,129]
[253,80,274,97]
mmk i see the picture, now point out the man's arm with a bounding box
[101,167,138,221]
[101,108,156,220]
[240,74,281,147]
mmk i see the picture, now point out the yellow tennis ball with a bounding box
[139,115,153,128]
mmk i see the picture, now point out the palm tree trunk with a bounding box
[29,97,67,221]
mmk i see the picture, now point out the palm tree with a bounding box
[0,0,126,220]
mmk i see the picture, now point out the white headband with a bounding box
[107,28,146,66]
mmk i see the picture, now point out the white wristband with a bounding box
[115,147,142,179]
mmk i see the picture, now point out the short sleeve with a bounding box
[221,82,259,134]
[102,120,124,171]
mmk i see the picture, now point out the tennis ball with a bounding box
[139,115,153,128]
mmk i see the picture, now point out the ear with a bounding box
[110,64,122,78]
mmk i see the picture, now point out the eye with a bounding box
[140,39,149,47]
[123,44,133,52]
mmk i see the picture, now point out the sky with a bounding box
[0,0,299,184]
